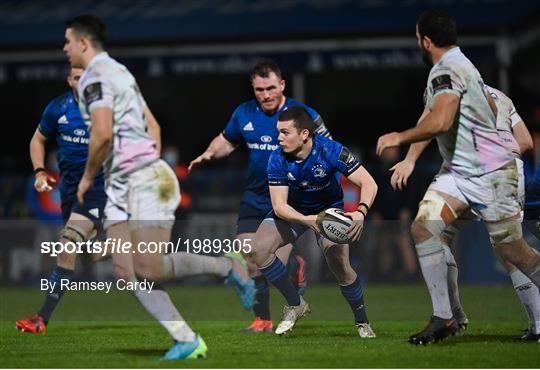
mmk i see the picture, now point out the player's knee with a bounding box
[412,191,456,244]
[60,223,95,244]
[250,236,274,267]
[114,263,132,281]
[410,220,433,244]
[242,255,261,277]
[57,251,77,269]
[486,217,522,245]
[133,259,163,281]
[494,239,536,271]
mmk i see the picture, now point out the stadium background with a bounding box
[0,0,539,288]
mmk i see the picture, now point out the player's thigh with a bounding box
[128,159,180,231]
[458,160,521,223]
[251,217,300,266]
[413,172,469,241]
[440,209,476,246]
[107,221,136,281]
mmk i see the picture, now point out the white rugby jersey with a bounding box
[424,47,514,177]
[78,52,158,179]
[486,85,523,158]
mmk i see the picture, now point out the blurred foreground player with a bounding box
[252,106,378,337]
[377,10,540,345]
[16,67,106,334]
[189,60,329,332]
[390,85,540,341]
[64,15,252,360]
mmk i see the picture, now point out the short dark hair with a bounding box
[278,106,316,136]
[66,14,107,49]
[417,10,457,47]
[250,59,282,80]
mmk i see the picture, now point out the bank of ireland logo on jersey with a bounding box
[74,129,85,136]
[312,164,326,178]
[243,122,254,131]
[260,135,272,143]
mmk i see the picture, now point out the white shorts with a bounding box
[104,159,180,230]
[428,159,522,222]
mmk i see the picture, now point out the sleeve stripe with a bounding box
[268,179,288,186]
[221,130,240,144]
[345,161,361,176]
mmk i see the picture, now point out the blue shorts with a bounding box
[61,188,106,228]
[236,201,271,235]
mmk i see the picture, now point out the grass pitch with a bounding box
[1,284,539,368]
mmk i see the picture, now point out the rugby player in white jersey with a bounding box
[389,85,540,341]
[63,15,254,360]
[376,10,540,345]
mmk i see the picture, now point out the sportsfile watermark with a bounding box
[40,237,252,257]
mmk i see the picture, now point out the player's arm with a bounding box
[512,121,533,155]
[344,166,378,241]
[390,106,432,191]
[77,107,113,203]
[269,185,318,230]
[29,128,56,192]
[188,133,237,172]
[144,104,162,155]
[376,93,459,155]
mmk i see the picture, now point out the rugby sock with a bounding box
[253,276,271,320]
[339,276,368,324]
[260,256,300,307]
[132,282,196,342]
[510,270,540,334]
[415,239,453,319]
[163,252,231,279]
[443,245,462,314]
[38,266,74,324]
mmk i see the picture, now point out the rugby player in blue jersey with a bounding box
[16,67,107,334]
[251,106,379,337]
[189,60,330,332]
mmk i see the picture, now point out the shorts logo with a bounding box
[84,82,103,106]
[260,135,272,143]
[88,208,100,218]
[74,129,86,136]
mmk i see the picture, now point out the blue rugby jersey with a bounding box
[38,90,104,197]
[267,135,360,215]
[223,97,329,213]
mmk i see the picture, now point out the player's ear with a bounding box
[422,35,433,50]
[280,79,286,92]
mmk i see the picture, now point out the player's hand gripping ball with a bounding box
[316,208,353,244]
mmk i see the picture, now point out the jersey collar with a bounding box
[87,51,110,70]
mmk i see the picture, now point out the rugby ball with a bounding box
[316,208,353,244]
